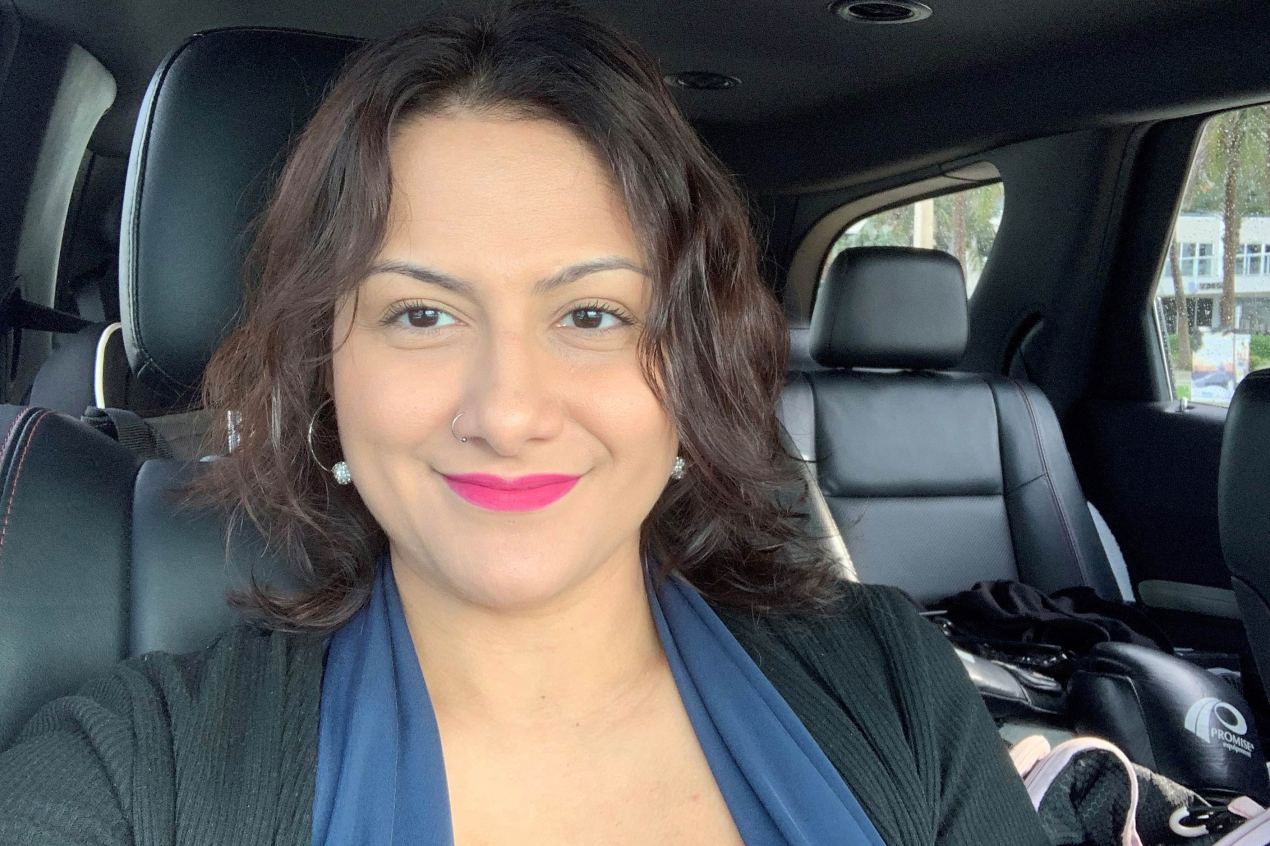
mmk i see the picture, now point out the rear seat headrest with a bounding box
[119,28,362,403]
[809,246,968,370]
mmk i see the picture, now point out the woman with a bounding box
[0,2,1048,843]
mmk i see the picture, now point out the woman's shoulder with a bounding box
[712,582,1051,846]
[0,624,329,845]
[5,623,330,772]
[10,623,328,743]
[110,623,330,761]
[141,623,330,696]
[709,581,954,763]
[712,580,935,671]
[713,580,989,736]
[64,623,330,720]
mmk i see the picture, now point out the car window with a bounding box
[1154,104,1270,406]
[822,182,1004,298]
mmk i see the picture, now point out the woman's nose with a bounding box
[458,330,565,457]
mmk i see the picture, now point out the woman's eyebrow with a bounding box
[367,256,647,296]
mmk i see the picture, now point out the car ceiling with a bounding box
[12,0,1270,193]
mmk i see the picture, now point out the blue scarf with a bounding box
[311,558,884,845]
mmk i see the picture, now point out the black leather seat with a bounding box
[0,28,359,748]
[780,247,1122,603]
[26,28,364,434]
[0,406,287,747]
[1219,368,1270,702]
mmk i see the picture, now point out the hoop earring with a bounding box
[451,411,469,444]
[307,397,352,485]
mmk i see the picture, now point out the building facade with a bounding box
[1160,214,1270,334]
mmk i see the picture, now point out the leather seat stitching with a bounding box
[0,410,54,566]
[0,408,37,467]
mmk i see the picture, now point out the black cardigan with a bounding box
[0,582,1049,845]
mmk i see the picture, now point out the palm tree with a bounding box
[950,191,967,271]
[1217,110,1247,330]
[1168,243,1191,370]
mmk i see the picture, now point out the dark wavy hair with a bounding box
[193,0,844,632]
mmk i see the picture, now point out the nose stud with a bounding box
[451,411,468,444]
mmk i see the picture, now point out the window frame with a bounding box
[783,161,1001,320]
[820,179,1005,302]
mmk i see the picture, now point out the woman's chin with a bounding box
[434,555,598,614]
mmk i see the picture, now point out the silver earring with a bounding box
[332,460,353,486]
[307,397,351,484]
[670,456,686,480]
[451,411,468,444]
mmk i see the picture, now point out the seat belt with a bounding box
[81,406,174,460]
[77,321,194,460]
[1087,502,1135,602]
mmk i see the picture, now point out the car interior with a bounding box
[3,0,1270,819]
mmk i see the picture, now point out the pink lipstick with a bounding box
[441,473,580,512]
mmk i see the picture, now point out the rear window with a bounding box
[822,182,1004,298]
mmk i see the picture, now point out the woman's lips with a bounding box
[441,473,581,512]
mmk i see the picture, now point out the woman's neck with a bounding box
[389,544,667,734]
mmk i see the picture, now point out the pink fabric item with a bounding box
[1212,797,1270,846]
[1009,734,1052,778]
[1013,733,1270,845]
[1019,736,1144,846]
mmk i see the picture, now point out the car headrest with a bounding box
[808,246,968,370]
[119,28,362,403]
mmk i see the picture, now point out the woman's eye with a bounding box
[561,307,628,330]
[391,306,456,330]
[382,303,630,334]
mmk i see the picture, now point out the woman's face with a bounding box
[331,112,678,611]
